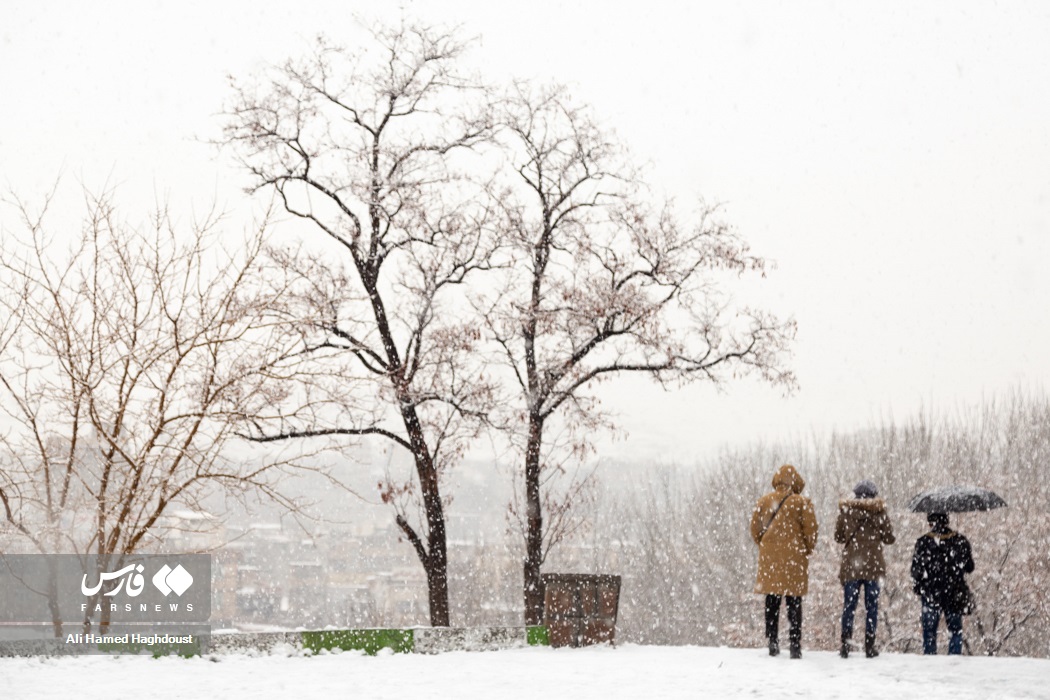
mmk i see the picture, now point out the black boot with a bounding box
[787,596,803,659]
[839,635,850,659]
[865,632,879,658]
[764,595,781,657]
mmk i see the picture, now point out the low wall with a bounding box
[0,626,550,657]
[412,626,530,654]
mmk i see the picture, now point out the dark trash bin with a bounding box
[541,573,621,647]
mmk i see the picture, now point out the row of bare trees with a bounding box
[575,390,1049,656]
[0,20,793,630]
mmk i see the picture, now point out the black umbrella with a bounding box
[908,485,1007,513]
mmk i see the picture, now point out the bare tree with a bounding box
[221,22,499,626]
[0,187,307,634]
[480,83,797,624]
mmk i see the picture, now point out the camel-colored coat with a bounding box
[834,497,895,583]
[750,464,819,596]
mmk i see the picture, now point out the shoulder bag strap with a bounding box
[757,491,793,544]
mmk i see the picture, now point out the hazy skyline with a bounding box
[3,1,1048,463]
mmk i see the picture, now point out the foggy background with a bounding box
[4,1,1048,462]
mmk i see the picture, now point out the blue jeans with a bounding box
[922,601,963,654]
[841,580,879,639]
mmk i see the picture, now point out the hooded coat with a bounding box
[834,497,895,583]
[750,464,819,596]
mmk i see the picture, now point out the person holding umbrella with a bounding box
[835,479,895,658]
[908,485,1005,655]
[911,512,974,654]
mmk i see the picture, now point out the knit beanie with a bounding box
[853,479,878,499]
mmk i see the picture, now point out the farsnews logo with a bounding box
[81,563,194,598]
[0,554,209,623]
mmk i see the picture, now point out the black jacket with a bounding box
[911,530,975,613]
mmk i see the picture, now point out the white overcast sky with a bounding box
[3,1,1049,464]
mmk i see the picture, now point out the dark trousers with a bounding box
[841,579,880,639]
[921,601,963,655]
[765,594,802,644]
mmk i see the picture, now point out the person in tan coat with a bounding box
[750,464,819,659]
[835,479,895,658]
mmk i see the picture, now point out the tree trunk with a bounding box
[523,412,545,625]
[424,554,450,627]
[422,487,450,626]
[403,405,451,627]
[46,557,62,638]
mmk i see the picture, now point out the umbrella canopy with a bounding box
[908,485,1007,513]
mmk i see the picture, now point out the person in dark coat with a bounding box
[750,464,819,659]
[910,512,975,655]
[835,479,895,658]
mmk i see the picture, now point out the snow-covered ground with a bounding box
[2,645,1047,699]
